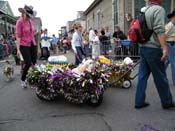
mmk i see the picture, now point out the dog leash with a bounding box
[0,60,14,63]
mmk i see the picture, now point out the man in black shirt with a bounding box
[113,26,127,57]
[113,26,127,42]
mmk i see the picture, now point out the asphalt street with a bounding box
[0,52,175,131]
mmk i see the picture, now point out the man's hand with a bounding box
[113,38,120,43]
[113,38,117,42]
[161,46,168,62]
[158,35,168,62]
[74,50,77,55]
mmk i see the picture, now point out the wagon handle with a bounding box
[109,60,140,86]
[130,60,140,80]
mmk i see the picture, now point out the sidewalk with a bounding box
[50,50,75,64]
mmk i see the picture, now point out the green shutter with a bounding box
[134,0,145,17]
[163,0,171,22]
[114,0,118,28]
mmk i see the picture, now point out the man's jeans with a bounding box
[135,47,173,107]
[75,47,84,65]
[63,46,67,54]
[165,43,175,86]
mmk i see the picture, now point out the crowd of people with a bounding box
[0,9,134,64]
[71,25,131,64]
[0,33,16,60]
[39,29,73,60]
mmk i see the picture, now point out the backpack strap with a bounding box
[141,6,151,14]
[143,6,154,31]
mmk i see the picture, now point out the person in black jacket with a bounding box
[113,26,127,57]
[113,26,127,41]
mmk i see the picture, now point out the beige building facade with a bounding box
[84,0,175,34]
[84,0,113,32]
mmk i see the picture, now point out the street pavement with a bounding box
[0,51,175,131]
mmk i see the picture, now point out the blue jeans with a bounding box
[75,47,84,65]
[135,47,173,107]
[84,45,90,57]
[63,46,67,54]
[165,43,175,86]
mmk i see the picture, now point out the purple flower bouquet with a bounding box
[27,62,111,106]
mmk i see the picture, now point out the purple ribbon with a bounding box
[141,124,161,131]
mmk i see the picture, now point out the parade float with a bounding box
[27,55,138,106]
[27,56,111,106]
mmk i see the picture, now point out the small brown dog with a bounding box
[3,61,14,81]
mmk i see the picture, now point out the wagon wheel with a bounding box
[36,87,56,101]
[87,94,103,107]
[122,80,132,89]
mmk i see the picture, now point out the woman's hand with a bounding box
[17,49,21,57]
[16,38,21,57]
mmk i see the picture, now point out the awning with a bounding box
[0,10,17,24]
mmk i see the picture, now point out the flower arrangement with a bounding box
[27,60,111,104]
[27,56,134,103]
[108,57,134,87]
[98,56,111,65]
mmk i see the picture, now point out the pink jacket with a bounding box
[16,17,36,47]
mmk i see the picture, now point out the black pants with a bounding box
[42,47,50,60]
[20,44,37,81]
[14,55,20,65]
[75,47,85,65]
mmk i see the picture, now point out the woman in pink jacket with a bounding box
[16,5,37,88]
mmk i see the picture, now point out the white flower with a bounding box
[123,57,133,65]
[90,79,93,84]
[82,80,86,87]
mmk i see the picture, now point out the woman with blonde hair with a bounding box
[83,31,90,57]
[16,5,37,88]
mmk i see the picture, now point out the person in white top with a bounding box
[165,9,175,86]
[89,28,96,55]
[105,26,111,39]
[89,28,96,42]
[71,23,85,65]
[41,29,51,60]
[92,30,100,59]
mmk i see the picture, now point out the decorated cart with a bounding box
[27,56,111,106]
[27,55,138,106]
[108,57,139,89]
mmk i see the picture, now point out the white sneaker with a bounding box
[21,80,27,88]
